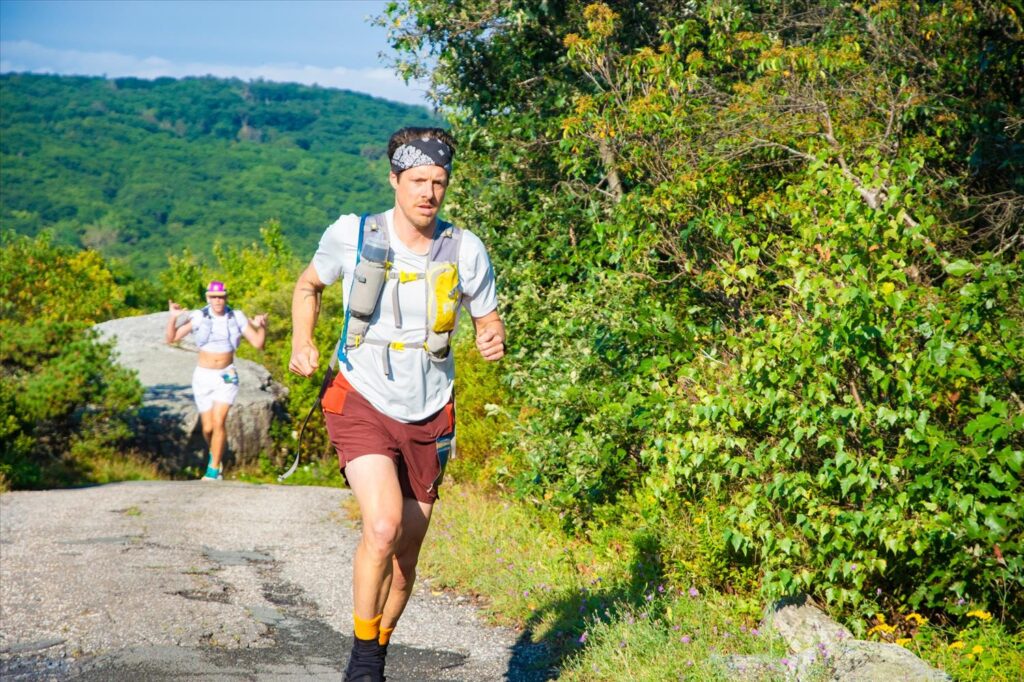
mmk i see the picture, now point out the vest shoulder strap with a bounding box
[428,221,463,263]
[364,212,389,252]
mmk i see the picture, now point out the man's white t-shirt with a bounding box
[189,307,248,353]
[312,209,498,422]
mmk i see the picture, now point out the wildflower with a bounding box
[751,628,760,636]
[972,645,984,654]
[966,609,992,621]
[578,631,588,645]
[867,620,897,637]
[947,641,965,650]
[956,598,966,606]
[688,587,699,597]
[905,613,927,627]
[681,635,691,644]
[966,654,975,661]
[896,638,912,647]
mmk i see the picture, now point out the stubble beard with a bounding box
[402,204,438,233]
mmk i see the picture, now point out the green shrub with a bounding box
[384,0,1024,630]
[0,232,145,488]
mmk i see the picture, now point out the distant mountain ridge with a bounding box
[0,73,441,275]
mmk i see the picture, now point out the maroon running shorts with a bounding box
[321,371,454,504]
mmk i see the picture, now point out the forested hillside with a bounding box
[0,73,438,274]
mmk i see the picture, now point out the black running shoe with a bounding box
[343,635,386,682]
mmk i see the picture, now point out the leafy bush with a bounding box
[0,232,145,488]
[385,0,1024,629]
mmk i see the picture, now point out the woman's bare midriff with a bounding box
[197,350,235,369]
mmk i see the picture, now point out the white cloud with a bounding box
[0,40,431,106]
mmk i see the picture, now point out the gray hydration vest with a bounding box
[337,213,464,376]
[193,305,242,349]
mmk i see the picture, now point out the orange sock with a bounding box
[353,613,382,641]
[379,626,395,646]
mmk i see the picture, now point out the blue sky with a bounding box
[0,0,429,105]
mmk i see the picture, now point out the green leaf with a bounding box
[945,260,975,277]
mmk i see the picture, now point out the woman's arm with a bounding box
[165,301,192,344]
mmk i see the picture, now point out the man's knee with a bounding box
[363,517,401,557]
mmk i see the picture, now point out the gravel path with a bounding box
[0,481,550,681]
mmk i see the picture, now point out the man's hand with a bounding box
[251,313,269,330]
[168,300,184,315]
[473,311,506,362]
[289,342,320,377]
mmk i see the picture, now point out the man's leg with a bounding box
[346,454,406,618]
[379,497,433,641]
[343,454,405,680]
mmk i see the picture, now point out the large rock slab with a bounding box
[95,312,287,471]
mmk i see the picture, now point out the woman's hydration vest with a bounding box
[193,305,242,350]
[337,213,463,376]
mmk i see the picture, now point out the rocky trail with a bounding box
[0,481,548,681]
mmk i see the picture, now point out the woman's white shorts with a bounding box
[192,365,239,413]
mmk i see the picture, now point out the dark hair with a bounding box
[387,127,457,162]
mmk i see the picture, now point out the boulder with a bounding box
[94,312,287,472]
[762,594,854,653]
[821,640,952,682]
[741,594,952,681]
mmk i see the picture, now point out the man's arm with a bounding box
[472,309,505,362]
[289,264,326,376]
[242,314,268,351]
[165,301,192,344]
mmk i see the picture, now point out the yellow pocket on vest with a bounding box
[426,263,459,333]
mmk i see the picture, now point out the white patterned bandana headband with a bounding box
[390,138,453,175]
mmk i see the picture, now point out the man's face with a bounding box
[206,294,227,312]
[390,164,449,231]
